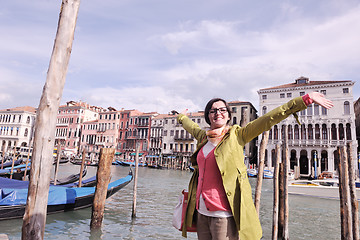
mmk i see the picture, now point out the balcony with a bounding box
[174,136,194,141]
[56,123,69,127]
[259,139,354,147]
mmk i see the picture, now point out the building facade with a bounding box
[257,77,357,177]
[228,101,258,165]
[0,106,36,157]
[55,101,101,156]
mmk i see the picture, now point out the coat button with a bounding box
[227,192,231,196]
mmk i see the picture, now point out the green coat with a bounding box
[177,96,307,239]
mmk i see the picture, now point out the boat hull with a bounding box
[0,174,132,221]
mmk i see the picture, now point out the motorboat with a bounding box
[288,179,360,201]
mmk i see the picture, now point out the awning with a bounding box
[130,153,143,156]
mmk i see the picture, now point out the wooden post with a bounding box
[132,142,140,218]
[254,131,269,215]
[283,127,289,240]
[21,1,81,239]
[278,162,285,238]
[10,148,19,180]
[1,152,4,169]
[90,148,115,229]
[23,138,33,181]
[347,144,359,240]
[272,143,281,240]
[338,146,352,240]
[53,143,61,185]
[78,149,86,187]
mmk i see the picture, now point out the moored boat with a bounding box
[0,170,133,220]
[288,179,360,201]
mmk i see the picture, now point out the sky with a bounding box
[1,0,359,114]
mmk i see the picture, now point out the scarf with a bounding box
[206,126,229,145]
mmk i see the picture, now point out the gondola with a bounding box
[0,170,133,220]
[0,159,24,169]
[0,163,31,180]
[50,167,87,185]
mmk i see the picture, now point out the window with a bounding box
[197,119,200,124]
[314,104,319,115]
[307,105,312,116]
[232,107,237,113]
[299,92,305,96]
[287,93,292,98]
[280,93,285,98]
[343,88,349,94]
[321,107,327,115]
[163,130,168,136]
[344,101,350,115]
[232,117,237,125]
[262,106,267,115]
[170,130,174,136]
[262,95,267,100]
[320,90,326,95]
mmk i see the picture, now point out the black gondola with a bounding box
[0,170,133,220]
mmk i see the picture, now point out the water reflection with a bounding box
[0,163,350,240]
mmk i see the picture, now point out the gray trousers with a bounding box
[196,213,240,240]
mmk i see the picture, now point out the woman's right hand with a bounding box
[309,92,334,109]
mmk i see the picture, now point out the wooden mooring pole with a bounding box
[254,131,269,215]
[347,143,359,240]
[283,127,289,240]
[90,148,115,229]
[53,142,61,185]
[78,149,86,188]
[272,143,281,240]
[338,145,360,240]
[132,142,140,218]
[21,1,80,239]
[23,138,33,181]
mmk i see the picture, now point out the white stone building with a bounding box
[257,77,357,177]
[0,106,36,157]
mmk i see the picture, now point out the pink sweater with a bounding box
[196,148,231,212]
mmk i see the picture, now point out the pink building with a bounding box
[55,101,101,156]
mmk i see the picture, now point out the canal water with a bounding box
[0,163,345,239]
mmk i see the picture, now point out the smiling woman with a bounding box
[175,92,333,240]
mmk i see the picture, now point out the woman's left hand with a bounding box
[309,92,334,109]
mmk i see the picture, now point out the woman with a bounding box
[176,92,333,240]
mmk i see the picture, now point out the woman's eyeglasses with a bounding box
[209,107,228,114]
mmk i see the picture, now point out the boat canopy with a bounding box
[0,174,132,206]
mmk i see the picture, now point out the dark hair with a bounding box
[204,98,232,125]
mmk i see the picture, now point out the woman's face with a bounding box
[208,101,230,129]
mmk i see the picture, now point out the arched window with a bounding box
[301,124,306,139]
[262,106,267,115]
[346,123,352,140]
[344,101,350,115]
[294,125,299,140]
[288,125,293,140]
[331,124,337,140]
[24,128,28,137]
[338,124,344,140]
[273,125,278,140]
[322,124,328,140]
[26,116,30,124]
[308,124,313,139]
[315,124,320,140]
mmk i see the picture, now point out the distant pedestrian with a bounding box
[176,92,333,240]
